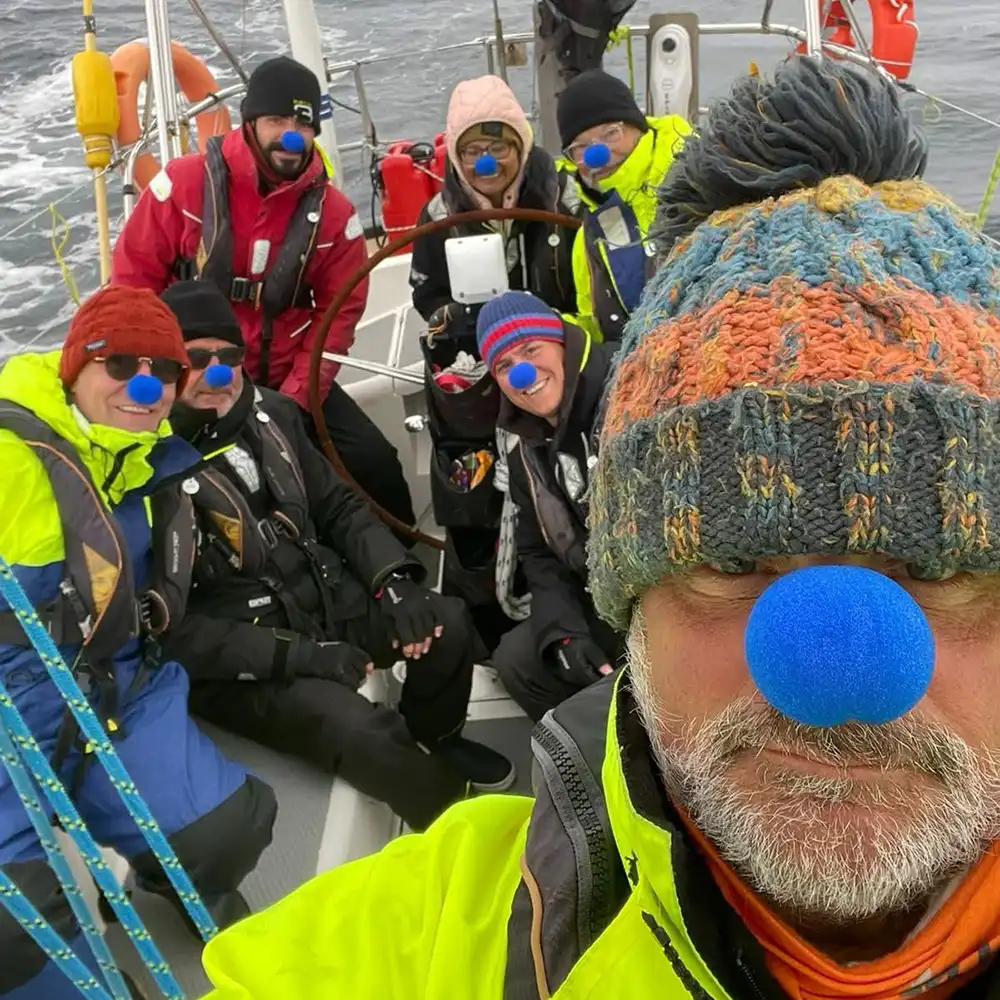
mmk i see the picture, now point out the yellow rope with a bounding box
[977,147,1000,229]
[922,93,942,126]
[606,26,635,94]
[49,204,81,306]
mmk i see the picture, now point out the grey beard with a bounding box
[627,608,1000,923]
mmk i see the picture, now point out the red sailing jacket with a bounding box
[110,128,369,408]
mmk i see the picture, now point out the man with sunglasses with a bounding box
[159,281,515,832]
[109,54,418,536]
[556,69,690,343]
[0,285,277,1000]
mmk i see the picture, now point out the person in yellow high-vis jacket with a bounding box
[196,58,1000,1000]
[556,69,690,342]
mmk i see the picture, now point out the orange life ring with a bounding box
[110,40,232,191]
[796,0,919,80]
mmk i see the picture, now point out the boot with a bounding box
[431,735,516,793]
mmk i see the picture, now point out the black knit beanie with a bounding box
[160,281,245,347]
[240,55,322,137]
[557,69,648,149]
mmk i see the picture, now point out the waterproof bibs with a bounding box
[582,191,653,341]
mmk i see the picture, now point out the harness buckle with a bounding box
[257,517,281,550]
[230,277,263,307]
[137,590,170,636]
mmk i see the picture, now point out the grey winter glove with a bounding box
[427,301,470,341]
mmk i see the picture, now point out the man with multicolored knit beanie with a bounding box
[199,57,1000,999]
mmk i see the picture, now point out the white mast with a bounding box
[281,0,344,186]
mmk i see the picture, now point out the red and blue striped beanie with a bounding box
[476,291,566,372]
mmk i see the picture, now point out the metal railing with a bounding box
[118,5,886,218]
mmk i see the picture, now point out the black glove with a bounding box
[427,301,469,341]
[378,575,440,651]
[546,635,611,687]
[298,640,372,690]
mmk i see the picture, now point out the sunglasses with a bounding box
[186,346,246,370]
[96,355,186,385]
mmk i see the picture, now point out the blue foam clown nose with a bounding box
[744,565,934,728]
[126,373,162,406]
[280,130,306,154]
[203,364,234,389]
[474,153,498,177]
[583,142,611,170]
[508,361,537,391]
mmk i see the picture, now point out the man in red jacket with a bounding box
[111,55,416,527]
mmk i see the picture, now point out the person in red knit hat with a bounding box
[0,284,277,1000]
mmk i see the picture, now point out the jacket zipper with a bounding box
[736,950,768,1000]
[521,444,557,554]
[532,717,613,941]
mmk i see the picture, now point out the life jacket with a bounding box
[189,393,358,632]
[0,402,194,651]
[177,135,328,385]
[503,676,627,998]
[582,191,656,342]
[0,402,197,776]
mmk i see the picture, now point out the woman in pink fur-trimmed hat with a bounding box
[409,74,580,343]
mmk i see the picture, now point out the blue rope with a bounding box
[0,718,129,999]
[0,671,186,999]
[0,557,217,941]
[0,867,111,998]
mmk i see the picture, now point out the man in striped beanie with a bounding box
[476,291,620,720]
[200,57,1000,1000]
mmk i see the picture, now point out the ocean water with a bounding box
[0,0,998,350]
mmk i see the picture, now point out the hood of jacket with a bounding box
[0,350,195,505]
[445,75,534,212]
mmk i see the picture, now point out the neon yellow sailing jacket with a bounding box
[0,350,196,689]
[200,676,779,999]
[564,114,691,341]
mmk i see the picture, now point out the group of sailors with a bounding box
[6,41,1000,1000]
[0,52,685,998]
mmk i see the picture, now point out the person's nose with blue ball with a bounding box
[159,280,247,420]
[475,291,573,426]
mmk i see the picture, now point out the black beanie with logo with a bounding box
[240,55,322,136]
[556,69,648,150]
[160,280,245,347]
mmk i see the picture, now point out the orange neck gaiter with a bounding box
[680,815,1000,999]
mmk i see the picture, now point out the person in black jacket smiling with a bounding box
[159,281,514,831]
[478,291,621,720]
[409,75,579,343]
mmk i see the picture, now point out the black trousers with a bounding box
[492,613,623,723]
[188,595,482,831]
[305,381,416,527]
